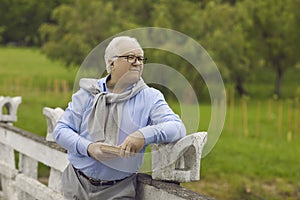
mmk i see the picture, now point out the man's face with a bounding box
[111,48,144,86]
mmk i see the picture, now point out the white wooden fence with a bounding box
[0,122,67,200]
[0,96,210,200]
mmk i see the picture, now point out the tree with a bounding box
[39,0,299,98]
[197,2,254,96]
[39,0,158,66]
[0,0,71,45]
[144,0,207,99]
[245,0,299,97]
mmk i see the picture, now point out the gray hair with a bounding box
[104,36,143,73]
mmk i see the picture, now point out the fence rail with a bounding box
[0,122,67,200]
[0,96,209,200]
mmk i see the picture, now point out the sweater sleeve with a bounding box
[53,89,93,156]
[139,90,186,145]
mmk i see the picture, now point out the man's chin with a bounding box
[126,73,141,83]
[117,74,141,87]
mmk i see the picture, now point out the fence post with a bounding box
[255,101,261,137]
[43,107,64,142]
[151,132,207,182]
[0,143,18,200]
[18,154,38,200]
[278,101,283,136]
[0,96,22,200]
[48,168,63,194]
[43,107,65,194]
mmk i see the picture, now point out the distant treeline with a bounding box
[1,0,299,98]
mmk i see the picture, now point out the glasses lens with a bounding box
[141,57,147,64]
[137,57,144,62]
[127,55,136,63]
[122,55,146,64]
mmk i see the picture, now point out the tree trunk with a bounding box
[275,67,283,98]
[235,76,247,96]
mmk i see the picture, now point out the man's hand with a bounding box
[118,131,145,158]
[87,142,120,162]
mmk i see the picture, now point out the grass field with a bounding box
[0,47,77,134]
[0,47,299,200]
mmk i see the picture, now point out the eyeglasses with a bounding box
[113,55,147,64]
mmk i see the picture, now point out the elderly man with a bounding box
[54,36,186,200]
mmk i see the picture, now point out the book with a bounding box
[100,144,121,155]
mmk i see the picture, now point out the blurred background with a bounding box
[0,0,299,199]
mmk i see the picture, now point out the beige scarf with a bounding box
[79,78,148,145]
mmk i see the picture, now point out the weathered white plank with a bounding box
[15,174,65,200]
[0,142,15,170]
[19,154,38,179]
[48,168,63,193]
[0,127,68,172]
[0,178,18,200]
[0,191,4,199]
[0,141,18,200]
[18,154,38,200]
[0,161,17,179]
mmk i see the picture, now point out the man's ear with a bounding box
[108,58,114,66]
[109,62,115,71]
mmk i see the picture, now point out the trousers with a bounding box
[62,164,137,200]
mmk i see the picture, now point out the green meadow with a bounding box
[0,47,299,200]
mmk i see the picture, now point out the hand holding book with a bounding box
[87,142,120,162]
[99,143,122,156]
